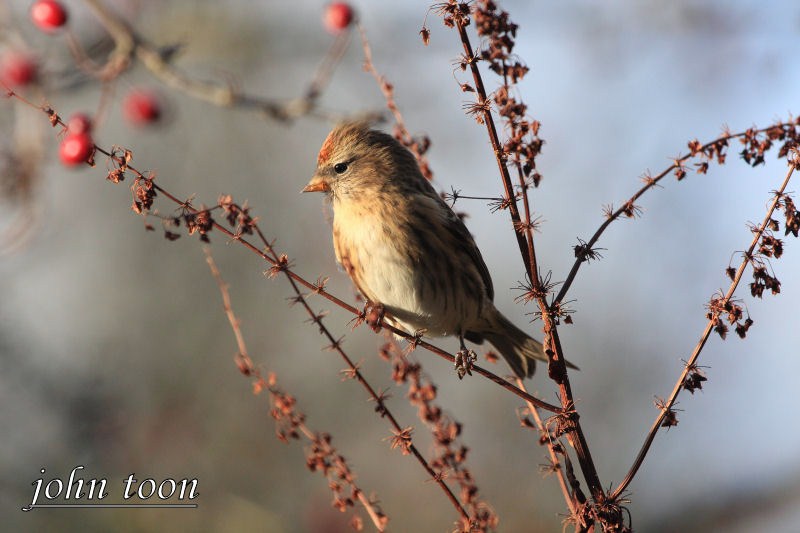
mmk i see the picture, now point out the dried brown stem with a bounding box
[274,269,470,522]
[356,20,560,420]
[205,249,250,361]
[515,378,578,520]
[447,3,605,507]
[205,249,388,531]
[553,123,798,306]
[453,19,532,279]
[512,160,538,287]
[358,24,435,181]
[610,161,797,500]
[358,24,407,138]
[383,337,498,529]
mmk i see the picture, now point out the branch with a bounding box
[554,121,800,305]
[382,337,498,530]
[82,0,354,122]
[452,18,532,279]
[610,159,797,500]
[358,23,435,181]
[441,1,605,509]
[515,378,580,522]
[204,249,389,531]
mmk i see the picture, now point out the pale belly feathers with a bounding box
[332,202,467,336]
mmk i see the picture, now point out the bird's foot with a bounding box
[363,301,385,333]
[455,348,477,380]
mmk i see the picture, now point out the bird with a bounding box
[303,122,575,378]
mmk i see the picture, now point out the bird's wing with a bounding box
[414,188,494,303]
[442,201,495,302]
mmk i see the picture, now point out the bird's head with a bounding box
[303,122,418,200]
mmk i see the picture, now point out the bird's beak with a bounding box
[302,175,330,193]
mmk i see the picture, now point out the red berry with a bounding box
[324,2,354,33]
[30,0,68,32]
[0,51,38,87]
[67,113,93,134]
[123,89,162,126]
[59,133,94,166]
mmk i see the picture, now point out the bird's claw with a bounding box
[363,301,385,333]
[455,349,477,380]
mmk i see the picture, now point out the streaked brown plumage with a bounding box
[304,123,572,378]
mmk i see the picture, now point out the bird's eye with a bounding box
[333,162,348,174]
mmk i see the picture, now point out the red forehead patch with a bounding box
[317,130,336,165]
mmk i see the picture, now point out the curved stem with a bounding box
[553,125,795,306]
[610,162,796,500]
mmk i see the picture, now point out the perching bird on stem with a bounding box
[303,123,576,378]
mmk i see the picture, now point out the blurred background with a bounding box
[2,0,799,531]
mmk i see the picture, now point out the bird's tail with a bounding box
[480,310,578,379]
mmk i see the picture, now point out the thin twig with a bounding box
[204,248,389,531]
[383,337,498,529]
[610,161,797,500]
[515,378,578,520]
[452,19,531,280]
[83,0,351,122]
[447,3,605,505]
[358,23,435,181]
[553,124,797,306]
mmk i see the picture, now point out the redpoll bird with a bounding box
[303,123,575,378]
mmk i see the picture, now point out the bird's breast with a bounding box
[332,197,438,331]
[330,193,488,337]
